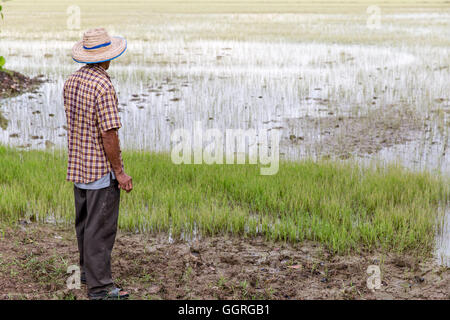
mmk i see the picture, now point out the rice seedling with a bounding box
[0,146,448,256]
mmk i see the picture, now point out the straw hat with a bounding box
[72,28,127,64]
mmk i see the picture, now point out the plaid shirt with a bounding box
[63,64,123,183]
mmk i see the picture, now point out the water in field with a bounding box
[0,29,448,173]
[0,11,449,264]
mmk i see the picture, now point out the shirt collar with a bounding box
[87,64,111,80]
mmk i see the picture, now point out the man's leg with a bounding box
[84,179,120,294]
[74,186,87,280]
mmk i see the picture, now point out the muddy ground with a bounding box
[283,105,426,159]
[0,70,44,99]
[0,70,45,130]
[0,222,448,300]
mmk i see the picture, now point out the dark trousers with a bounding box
[74,178,120,294]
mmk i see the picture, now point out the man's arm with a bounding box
[102,129,133,192]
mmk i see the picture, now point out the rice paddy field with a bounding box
[0,0,449,299]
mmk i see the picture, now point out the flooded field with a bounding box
[1,38,449,171]
[0,6,449,172]
[0,0,449,270]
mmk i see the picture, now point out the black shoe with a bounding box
[88,287,130,300]
[80,273,86,285]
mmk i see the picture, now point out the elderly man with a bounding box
[63,28,132,300]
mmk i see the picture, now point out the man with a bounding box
[63,28,133,300]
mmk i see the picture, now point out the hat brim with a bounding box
[72,36,127,64]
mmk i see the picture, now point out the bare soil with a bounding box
[0,70,44,99]
[284,106,424,159]
[0,222,448,300]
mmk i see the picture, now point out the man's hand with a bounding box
[101,128,133,193]
[116,171,133,193]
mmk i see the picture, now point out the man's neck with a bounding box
[89,63,108,71]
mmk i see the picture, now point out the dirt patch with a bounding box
[0,70,44,99]
[285,106,424,159]
[0,222,448,300]
[0,111,7,130]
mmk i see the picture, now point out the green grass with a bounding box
[0,145,448,255]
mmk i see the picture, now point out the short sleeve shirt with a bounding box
[63,64,123,183]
